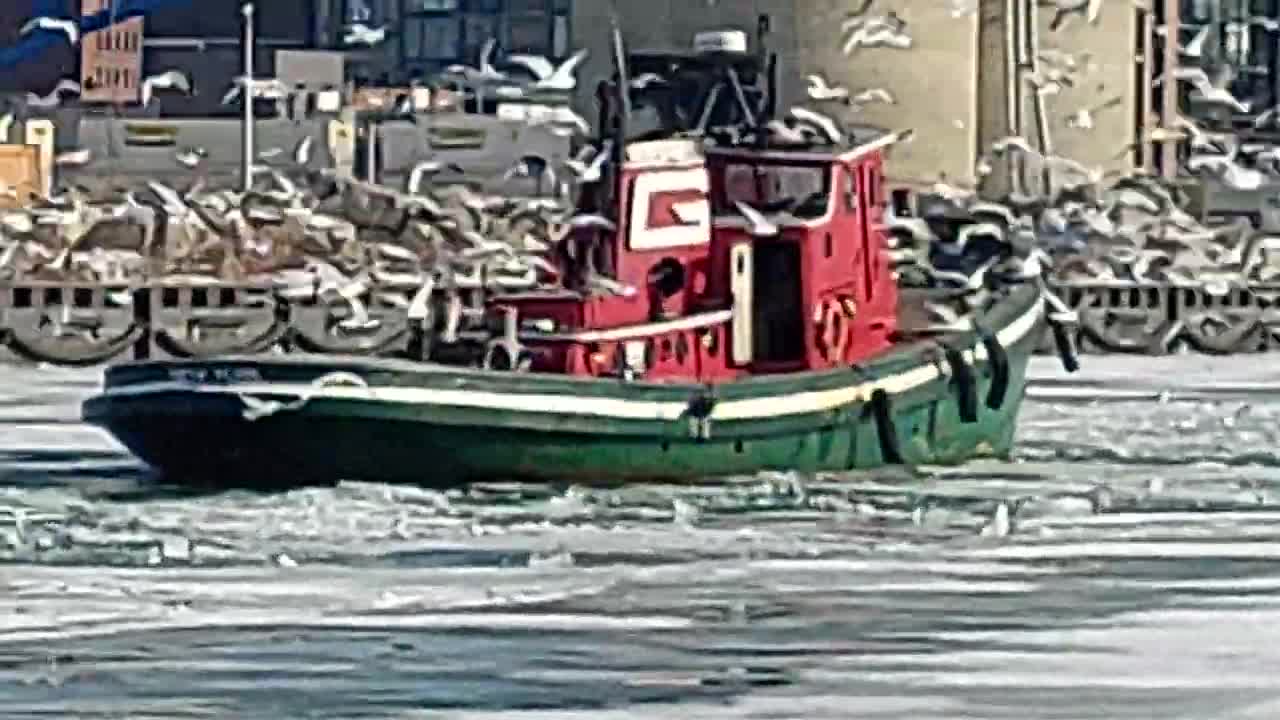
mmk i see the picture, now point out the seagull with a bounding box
[25,79,81,108]
[1154,66,1250,113]
[1176,115,1236,153]
[1228,17,1280,32]
[141,70,192,107]
[990,134,1038,156]
[922,301,973,331]
[294,135,314,165]
[734,202,780,237]
[444,38,508,83]
[1155,23,1211,58]
[1023,67,1074,96]
[19,16,80,45]
[563,142,612,184]
[569,214,617,233]
[222,77,291,105]
[175,147,208,168]
[1065,96,1123,130]
[505,49,589,91]
[581,273,635,298]
[629,73,667,90]
[1187,150,1267,190]
[539,107,593,137]
[406,160,466,195]
[842,15,912,54]
[343,23,388,46]
[789,107,844,144]
[763,118,817,145]
[1043,0,1104,30]
[807,74,850,102]
[979,501,1012,537]
[850,87,895,107]
[54,148,92,167]
[503,156,559,191]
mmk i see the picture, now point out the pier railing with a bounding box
[1045,281,1280,356]
[0,279,1276,367]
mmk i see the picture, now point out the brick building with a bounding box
[80,0,143,104]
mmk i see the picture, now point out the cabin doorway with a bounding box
[752,241,804,364]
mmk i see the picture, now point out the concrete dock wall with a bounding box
[13,112,570,192]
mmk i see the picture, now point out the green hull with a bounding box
[81,286,1047,486]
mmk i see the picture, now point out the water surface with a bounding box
[1,356,1278,719]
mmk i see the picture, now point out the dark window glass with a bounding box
[400,0,571,65]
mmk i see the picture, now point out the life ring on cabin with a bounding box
[483,339,534,372]
[584,343,611,376]
[814,299,848,364]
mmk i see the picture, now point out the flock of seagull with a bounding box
[0,10,625,339]
[802,0,1280,319]
[0,132,644,338]
[9,1,1280,356]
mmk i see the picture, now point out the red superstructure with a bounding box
[482,30,899,384]
[490,134,899,383]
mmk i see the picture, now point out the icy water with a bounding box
[3,356,1280,719]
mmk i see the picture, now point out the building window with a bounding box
[346,0,378,23]
[399,0,572,68]
[1174,0,1280,127]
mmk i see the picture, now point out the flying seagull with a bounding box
[175,147,208,168]
[20,16,80,45]
[1044,0,1104,30]
[141,70,192,107]
[343,23,388,46]
[807,74,850,102]
[505,49,590,91]
[54,148,92,167]
[1064,96,1123,130]
[1154,66,1250,113]
[734,202,780,237]
[790,106,845,145]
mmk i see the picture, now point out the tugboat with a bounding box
[81,29,1075,487]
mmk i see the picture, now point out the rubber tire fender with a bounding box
[483,339,533,372]
[870,389,904,465]
[977,326,1010,411]
[942,344,978,424]
[1048,315,1080,373]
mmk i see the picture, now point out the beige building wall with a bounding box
[790,0,980,187]
[571,0,979,186]
[1030,5,1142,175]
[570,0,1140,189]
[81,0,144,105]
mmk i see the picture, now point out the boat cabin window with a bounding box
[719,163,830,219]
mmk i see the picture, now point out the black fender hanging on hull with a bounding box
[941,344,979,424]
[869,389,904,465]
[976,325,1010,410]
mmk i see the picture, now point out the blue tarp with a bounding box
[0,0,194,70]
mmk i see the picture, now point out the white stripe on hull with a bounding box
[92,298,1044,422]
